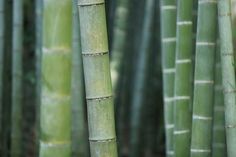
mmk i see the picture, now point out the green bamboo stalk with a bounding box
[160,0,177,156]
[10,0,23,156]
[129,0,155,157]
[110,0,130,90]
[0,0,5,150]
[212,39,226,157]
[174,0,193,156]
[77,0,118,157]
[39,0,72,156]
[218,0,236,156]
[35,0,43,155]
[190,1,217,156]
[2,1,12,156]
[71,0,88,156]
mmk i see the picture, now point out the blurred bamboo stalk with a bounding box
[160,0,177,156]
[212,39,226,157]
[77,0,118,156]
[0,0,5,152]
[39,0,72,156]
[71,0,88,156]
[129,0,155,156]
[218,0,236,156]
[11,0,23,156]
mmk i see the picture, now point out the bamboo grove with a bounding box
[1,0,236,157]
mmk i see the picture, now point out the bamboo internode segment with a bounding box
[161,0,177,156]
[218,0,236,156]
[77,0,118,156]
[40,0,72,156]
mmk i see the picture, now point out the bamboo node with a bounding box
[162,37,176,43]
[82,51,108,56]
[40,141,71,147]
[223,89,236,93]
[89,137,116,143]
[192,114,212,120]
[174,130,190,135]
[177,21,192,26]
[163,68,175,74]
[86,95,113,101]
[226,125,236,129]
[221,52,234,56]
[176,59,191,64]
[191,149,211,153]
[161,5,176,11]
[165,124,174,129]
[194,80,214,84]
[78,1,104,7]
[218,12,231,17]
[164,97,175,102]
[196,42,216,46]
[175,96,190,100]
[199,0,217,4]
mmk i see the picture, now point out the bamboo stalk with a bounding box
[0,0,5,150]
[212,39,226,157]
[35,0,43,155]
[71,0,88,156]
[77,0,118,157]
[110,0,130,90]
[39,0,72,156]
[174,0,194,156]
[160,0,177,156]
[190,1,217,156]
[129,0,155,156]
[218,0,236,156]
[10,0,23,156]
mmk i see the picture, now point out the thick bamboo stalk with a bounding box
[77,0,118,157]
[11,0,23,156]
[71,0,88,156]
[0,0,5,149]
[218,0,236,156]
[190,1,217,157]
[39,0,72,156]
[174,0,193,156]
[129,0,155,157]
[212,39,226,157]
[160,0,177,156]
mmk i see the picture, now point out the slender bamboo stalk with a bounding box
[160,0,177,156]
[190,1,217,156]
[129,0,155,156]
[212,39,226,157]
[39,0,72,156]
[174,0,193,156]
[110,0,130,90]
[71,0,88,156]
[0,0,5,150]
[35,0,43,155]
[11,0,23,156]
[77,0,118,157]
[218,0,236,156]
[2,1,12,156]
